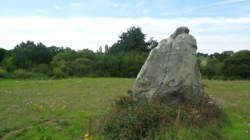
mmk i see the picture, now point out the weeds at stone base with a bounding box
[100,92,226,140]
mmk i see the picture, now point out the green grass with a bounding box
[0,78,249,139]
[204,80,250,140]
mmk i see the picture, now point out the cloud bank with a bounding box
[0,17,249,53]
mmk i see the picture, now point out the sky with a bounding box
[0,0,250,54]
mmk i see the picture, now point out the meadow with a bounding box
[0,78,249,140]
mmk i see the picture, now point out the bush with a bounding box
[52,67,69,79]
[9,69,47,79]
[1,56,16,72]
[12,69,30,79]
[223,50,250,80]
[73,58,92,77]
[32,64,52,76]
[100,93,225,140]
[203,58,224,80]
[0,67,7,78]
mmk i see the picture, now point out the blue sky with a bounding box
[1,0,250,18]
[0,0,250,53]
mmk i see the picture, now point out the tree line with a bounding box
[0,26,249,80]
[198,51,250,80]
[0,26,157,79]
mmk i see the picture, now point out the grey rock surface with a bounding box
[132,26,203,103]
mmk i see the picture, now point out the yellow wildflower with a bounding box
[84,133,91,140]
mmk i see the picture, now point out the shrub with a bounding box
[1,56,16,72]
[52,67,69,79]
[0,67,7,78]
[9,69,47,79]
[11,69,31,79]
[32,64,52,76]
[72,58,92,77]
[223,50,250,80]
[101,93,225,140]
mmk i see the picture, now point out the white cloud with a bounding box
[69,2,81,8]
[0,17,249,53]
[213,0,247,6]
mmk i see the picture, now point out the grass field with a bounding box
[0,78,249,140]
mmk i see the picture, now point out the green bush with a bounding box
[53,67,69,79]
[73,58,92,77]
[9,69,47,79]
[101,93,225,140]
[0,67,7,78]
[1,56,16,72]
[223,50,250,80]
[11,69,31,79]
[32,64,52,76]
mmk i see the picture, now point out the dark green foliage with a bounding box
[9,69,47,79]
[50,49,95,78]
[211,51,233,62]
[0,48,7,63]
[223,50,250,80]
[198,50,250,80]
[12,69,32,79]
[32,64,52,76]
[0,67,7,78]
[101,93,225,140]
[52,61,74,78]
[204,58,224,79]
[98,26,150,77]
[147,37,158,50]
[48,46,64,57]
[13,41,52,69]
[73,58,92,77]
[78,49,96,60]
[197,52,209,57]
[108,26,149,54]
[1,56,16,72]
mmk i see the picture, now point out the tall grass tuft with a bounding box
[100,92,226,140]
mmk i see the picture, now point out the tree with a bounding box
[104,44,109,54]
[73,58,92,76]
[48,46,64,58]
[1,56,16,72]
[197,52,209,57]
[97,46,103,53]
[212,51,233,62]
[32,63,52,76]
[0,48,7,63]
[223,50,250,79]
[12,41,53,69]
[51,51,77,78]
[78,49,95,60]
[108,26,148,54]
[0,26,160,78]
[204,58,223,79]
[52,60,74,78]
[146,37,158,50]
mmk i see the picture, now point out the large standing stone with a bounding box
[132,27,203,103]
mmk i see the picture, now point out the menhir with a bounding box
[132,26,203,103]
